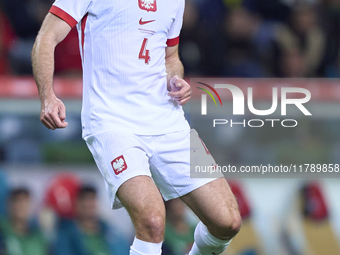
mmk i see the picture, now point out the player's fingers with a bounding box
[50,111,66,128]
[170,90,191,101]
[177,90,191,103]
[41,117,55,130]
[61,120,68,128]
[182,90,191,99]
[174,86,190,96]
[41,109,57,129]
[179,97,190,106]
[59,104,66,121]
[169,75,180,89]
[41,119,52,129]
[58,105,68,128]
[168,81,190,99]
[175,79,183,88]
[168,90,185,98]
[175,77,190,88]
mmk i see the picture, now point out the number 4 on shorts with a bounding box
[139,38,150,64]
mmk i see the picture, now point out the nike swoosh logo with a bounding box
[139,18,155,25]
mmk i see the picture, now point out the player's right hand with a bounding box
[40,96,68,130]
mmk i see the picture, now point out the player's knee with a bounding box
[138,212,165,242]
[210,209,242,240]
[229,210,242,236]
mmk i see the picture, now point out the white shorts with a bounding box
[84,129,218,209]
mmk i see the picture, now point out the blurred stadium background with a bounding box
[0,0,340,254]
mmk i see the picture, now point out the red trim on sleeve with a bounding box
[49,6,78,28]
[166,36,180,47]
[81,13,88,58]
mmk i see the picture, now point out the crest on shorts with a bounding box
[111,155,128,175]
[138,0,157,12]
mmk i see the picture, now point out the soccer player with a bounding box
[31,0,241,254]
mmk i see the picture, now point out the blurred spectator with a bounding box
[324,49,340,77]
[0,9,15,74]
[0,170,8,216]
[0,188,48,255]
[273,4,326,77]
[197,0,226,26]
[45,173,81,219]
[320,0,340,76]
[218,7,268,77]
[223,0,243,9]
[178,0,203,76]
[1,0,51,39]
[0,170,7,255]
[54,28,82,76]
[279,48,307,77]
[243,0,291,23]
[1,0,53,74]
[54,185,130,255]
[0,231,5,255]
[190,0,227,76]
[1,0,81,75]
[163,199,195,255]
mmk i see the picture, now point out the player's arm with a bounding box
[31,13,72,130]
[165,44,191,106]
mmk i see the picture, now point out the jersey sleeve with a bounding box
[49,0,93,28]
[166,0,184,47]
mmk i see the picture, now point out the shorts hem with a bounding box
[161,177,221,202]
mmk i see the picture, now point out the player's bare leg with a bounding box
[181,177,242,255]
[117,176,165,255]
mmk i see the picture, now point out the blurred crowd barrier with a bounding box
[1,76,339,166]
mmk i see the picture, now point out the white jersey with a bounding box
[49,0,190,137]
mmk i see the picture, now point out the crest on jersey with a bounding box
[111,155,128,175]
[138,0,157,12]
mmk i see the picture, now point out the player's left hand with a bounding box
[168,75,191,106]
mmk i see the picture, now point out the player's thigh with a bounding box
[180,177,241,234]
[84,130,153,209]
[117,175,166,234]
